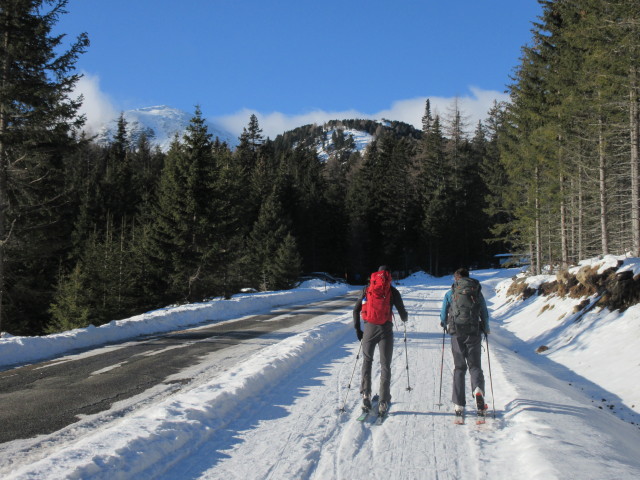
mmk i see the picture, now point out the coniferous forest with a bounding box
[1,0,639,336]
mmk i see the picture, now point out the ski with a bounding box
[453,411,465,425]
[476,401,489,425]
[356,394,378,422]
[475,393,488,425]
[476,410,488,425]
[374,411,389,425]
[374,402,390,425]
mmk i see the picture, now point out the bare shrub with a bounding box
[538,280,558,296]
[506,278,536,300]
[538,303,554,316]
[573,299,590,313]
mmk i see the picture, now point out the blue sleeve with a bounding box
[440,290,452,326]
[479,292,489,330]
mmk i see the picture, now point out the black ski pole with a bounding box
[484,333,496,418]
[339,340,363,413]
[436,327,446,408]
[403,321,412,391]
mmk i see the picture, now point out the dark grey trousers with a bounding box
[451,334,485,407]
[360,321,394,403]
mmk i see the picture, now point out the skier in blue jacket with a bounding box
[439,268,490,420]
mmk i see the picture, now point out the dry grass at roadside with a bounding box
[506,260,640,312]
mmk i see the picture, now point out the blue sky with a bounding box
[57,0,542,138]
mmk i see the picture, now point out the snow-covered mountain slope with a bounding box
[278,119,421,162]
[314,127,374,161]
[94,105,237,152]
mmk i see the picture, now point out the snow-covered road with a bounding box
[2,269,640,479]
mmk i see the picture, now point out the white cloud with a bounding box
[68,76,510,141]
[72,72,118,134]
[214,87,510,139]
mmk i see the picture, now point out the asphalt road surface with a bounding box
[0,293,356,444]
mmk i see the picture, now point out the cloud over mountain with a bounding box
[74,74,509,141]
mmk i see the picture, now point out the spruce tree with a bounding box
[480,101,511,255]
[272,233,303,290]
[245,181,296,291]
[103,113,136,222]
[234,114,266,228]
[236,113,264,172]
[47,263,90,333]
[417,115,452,274]
[147,107,220,302]
[0,0,88,333]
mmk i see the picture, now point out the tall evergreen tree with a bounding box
[417,115,452,274]
[0,0,88,333]
[245,181,297,291]
[236,113,264,172]
[480,101,511,254]
[271,233,303,291]
[47,263,90,333]
[146,107,221,302]
[103,113,136,222]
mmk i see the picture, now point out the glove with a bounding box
[481,321,490,335]
[401,314,408,323]
[440,322,446,330]
[356,328,363,341]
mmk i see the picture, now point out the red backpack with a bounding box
[361,270,392,325]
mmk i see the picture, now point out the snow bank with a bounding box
[6,316,352,480]
[493,256,640,418]
[0,281,350,370]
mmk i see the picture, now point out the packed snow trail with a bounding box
[165,271,640,480]
[159,281,480,480]
[2,270,640,479]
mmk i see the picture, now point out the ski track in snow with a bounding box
[2,270,640,479]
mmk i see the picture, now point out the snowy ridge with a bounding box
[315,127,374,161]
[94,105,237,152]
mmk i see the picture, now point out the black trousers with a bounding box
[360,321,394,403]
[451,333,485,407]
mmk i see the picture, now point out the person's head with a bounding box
[453,267,469,280]
[378,265,389,272]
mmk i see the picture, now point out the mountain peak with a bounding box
[94,106,237,151]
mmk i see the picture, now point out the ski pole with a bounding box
[339,340,363,413]
[403,321,412,391]
[436,327,446,408]
[484,333,496,418]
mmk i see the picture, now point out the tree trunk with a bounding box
[535,166,542,275]
[0,25,10,332]
[570,176,576,261]
[559,146,569,268]
[529,241,536,276]
[578,166,584,260]
[598,100,610,255]
[630,65,640,256]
